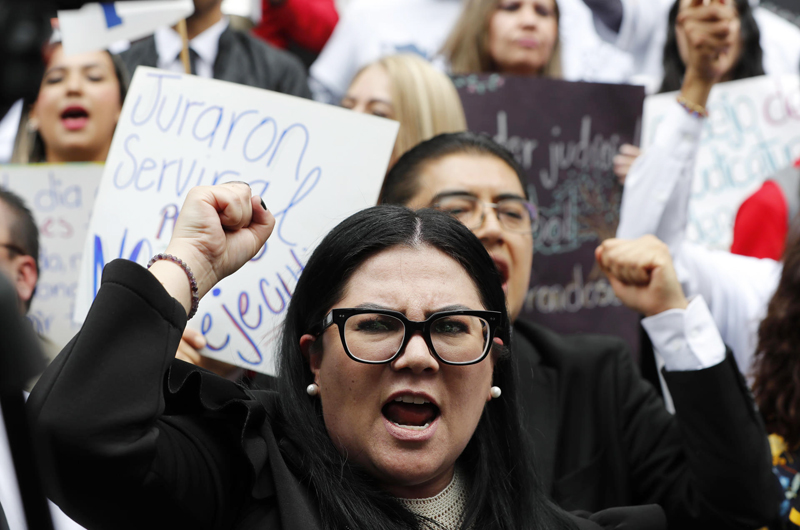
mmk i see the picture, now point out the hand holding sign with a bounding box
[595,236,688,317]
[150,183,274,316]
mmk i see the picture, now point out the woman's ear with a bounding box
[300,334,321,381]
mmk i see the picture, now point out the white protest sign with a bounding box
[643,75,800,250]
[58,1,195,57]
[75,67,399,374]
[0,164,102,348]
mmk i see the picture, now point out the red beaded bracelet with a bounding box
[147,253,200,319]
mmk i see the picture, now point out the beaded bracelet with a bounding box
[676,95,709,119]
[147,253,200,319]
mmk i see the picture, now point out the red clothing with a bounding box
[253,0,338,53]
[730,180,788,260]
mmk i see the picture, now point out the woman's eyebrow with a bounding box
[494,193,527,201]
[44,66,67,77]
[424,305,475,317]
[431,190,477,202]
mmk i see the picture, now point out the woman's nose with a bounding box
[473,206,505,247]
[519,5,539,27]
[64,72,83,94]
[391,334,439,374]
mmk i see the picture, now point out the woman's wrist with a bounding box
[680,68,715,110]
[148,244,217,317]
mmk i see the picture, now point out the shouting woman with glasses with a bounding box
[379,132,777,527]
[29,183,676,530]
[27,182,669,529]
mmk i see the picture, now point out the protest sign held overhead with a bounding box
[0,164,102,349]
[58,1,195,56]
[74,67,399,374]
[457,75,645,357]
[643,75,800,250]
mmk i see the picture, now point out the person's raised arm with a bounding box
[28,183,274,529]
[594,235,778,527]
[617,0,738,249]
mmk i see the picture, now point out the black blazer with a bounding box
[120,26,311,98]
[28,260,665,530]
[513,320,778,529]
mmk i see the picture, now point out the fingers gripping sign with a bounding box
[595,236,689,317]
[150,183,275,317]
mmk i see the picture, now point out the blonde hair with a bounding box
[442,0,562,78]
[11,111,46,164]
[353,55,467,165]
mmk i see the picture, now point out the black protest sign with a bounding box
[456,75,645,357]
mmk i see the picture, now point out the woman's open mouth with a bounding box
[382,394,440,441]
[491,257,510,294]
[60,105,90,131]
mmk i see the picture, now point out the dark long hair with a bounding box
[752,214,800,449]
[659,0,764,93]
[275,206,574,530]
[379,131,528,205]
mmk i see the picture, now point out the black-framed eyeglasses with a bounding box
[432,193,539,234]
[312,308,504,365]
[0,243,27,256]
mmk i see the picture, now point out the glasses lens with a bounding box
[435,196,481,228]
[343,313,405,362]
[430,315,490,364]
[497,199,535,232]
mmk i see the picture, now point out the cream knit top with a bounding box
[399,467,468,530]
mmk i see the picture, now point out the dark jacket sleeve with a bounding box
[27,260,255,530]
[617,346,778,529]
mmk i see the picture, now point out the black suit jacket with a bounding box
[120,26,311,98]
[28,260,665,530]
[513,319,778,529]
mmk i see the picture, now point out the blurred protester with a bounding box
[588,0,800,93]
[11,44,128,164]
[252,0,338,68]
[729,159,800,260]
[751,217,800,528]
[342,55,467,167]
[616,0,786,376]
[308,0,644,103]
[379,132,777,528]
[0,189,85,530]
[442,0,562,77]
[611,0,766,184]
[121,0,310,97]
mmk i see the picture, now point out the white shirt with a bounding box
[308,0,464,103]
[154,17,230,79]
[602,0,800,93]
[0,100,23,164]
[617,100,783,379]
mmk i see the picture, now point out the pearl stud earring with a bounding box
[490,386,502,399]
[306,383,319,396]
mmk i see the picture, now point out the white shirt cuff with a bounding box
[641,295,726,371]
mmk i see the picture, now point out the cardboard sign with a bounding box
[457,75,645,357]
[58,1,195,56]
[74,67,398,374]
[0,164,102,348]
[643,75,800,250]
